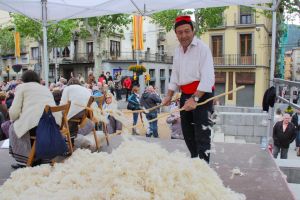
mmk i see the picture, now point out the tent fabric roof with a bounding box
[0,0,272,21]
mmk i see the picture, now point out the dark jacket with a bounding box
[262,86,276,112]
[128,93,140,110]
[273,121,296,148]
[291,113,300,130]
[140,92,161,113]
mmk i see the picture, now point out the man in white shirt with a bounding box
[162,16,215,163]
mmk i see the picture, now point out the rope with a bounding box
[74,85,245,140]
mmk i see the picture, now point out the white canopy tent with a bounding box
[0,0,276,86]
[0,0,279,147]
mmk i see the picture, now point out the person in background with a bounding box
[114,72,122,100]
[107,80,115,96]
[128,85,140,135]
[102,93,122,134]
[98,71,106,84]
[273,113,296,159]
[166,93,184,140]
[106,71,113,82]
[123,76,132,101]
[5,91,15,109]
[52,88,62,106]
[291,109,300,155]
[274,108,283,124]
[77,73,85,84]
[140,86,161,138]
[87,71,95,85]
[132,72,139,86]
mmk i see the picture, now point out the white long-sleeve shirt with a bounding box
[168,37,215,93]
[60,84,91,119]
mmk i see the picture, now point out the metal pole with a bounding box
[55,47,58,83]
[270,0,277,87]
[267,0,277,147]
[42,0,49,87]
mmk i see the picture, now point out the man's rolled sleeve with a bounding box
[168,61,179,91]
[197,48,215,93]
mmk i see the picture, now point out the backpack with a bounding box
[35,110,68,159]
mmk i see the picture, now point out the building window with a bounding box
[62,47,70,57]
[212,35,223,57]
[169,69,172,82]
[240,6,253,24]
[149,69,155,78]
[160,69,165,78]
[86,42,93,61]
[240,34,253,64]
[212,35,224,65]
[160,80,165,94]
[240,34,252,56]
[110,40,120,57]
[158,45,164,54]
[49,66,55,78]
[31,47,39,60]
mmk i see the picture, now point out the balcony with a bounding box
[213,54,256,66]
[67,52,173,64]
[102,51,173,64]
[73,53,94,63]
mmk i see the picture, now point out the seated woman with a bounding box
[9,70,61,168]
[60,78,92,138]
[102,93,122,134]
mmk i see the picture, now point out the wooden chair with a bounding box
[91,95,110,146]
[27,102,72,167]
[68,96,106,151]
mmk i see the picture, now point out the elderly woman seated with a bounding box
[9,70,61,168]
[102,93,122,134]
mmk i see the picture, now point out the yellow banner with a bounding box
[133,16,144,50]
[14,32,20,58]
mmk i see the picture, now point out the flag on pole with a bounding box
[14,32,21,58]
[133,16,144,50]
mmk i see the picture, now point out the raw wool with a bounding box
[0,139,245,200]
[91,102,108,124]
[230,167,246,179]
[74,131,105,151]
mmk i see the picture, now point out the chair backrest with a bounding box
[92,96,105,110]
[44,101,71,129]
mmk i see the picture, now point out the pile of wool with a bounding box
[0,139,245,200]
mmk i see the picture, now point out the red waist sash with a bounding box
[180,81,200,94]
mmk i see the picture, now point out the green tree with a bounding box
[0,26,15,56]
[11,14,77,76]
[79,14,131,77]
[151,8,226,36]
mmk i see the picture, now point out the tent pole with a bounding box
[267,0,277,148]
[270,0,277,87]
[42,0,49,87]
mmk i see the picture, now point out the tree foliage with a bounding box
[151,8,226,36]
[79,14,131,39]
[11,14,77,49]
[0,26,15,55]
[150,10,182,32]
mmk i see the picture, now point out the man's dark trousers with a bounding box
[180,92,213,163]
